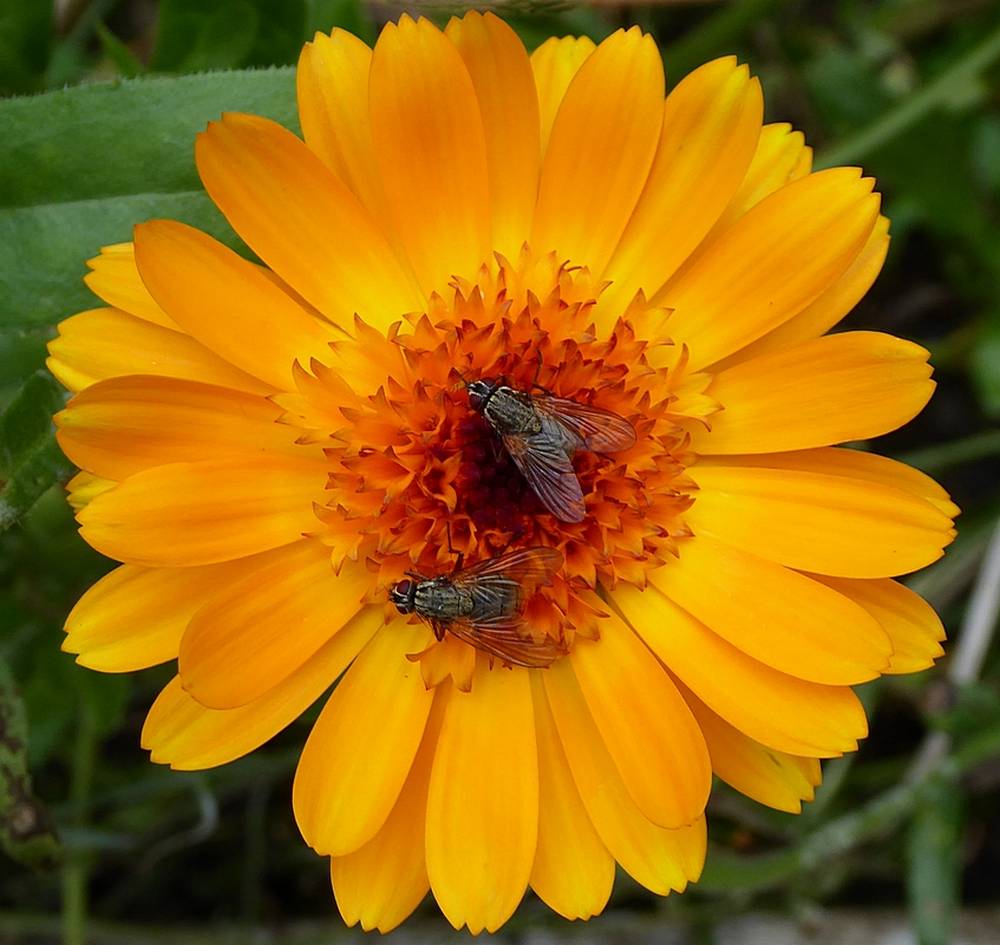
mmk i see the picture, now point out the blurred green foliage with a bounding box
[1,0,999,943]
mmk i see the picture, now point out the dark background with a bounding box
[1,1,999,942]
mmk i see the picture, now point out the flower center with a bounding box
[277,248,718,677]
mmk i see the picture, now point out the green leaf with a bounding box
[0,67,297,331]
[970,313,1000,417]
[304,0,374,44]
[0,655,60,868]
[152,0,261,72]
[0,0,53,94]
[907,773,964,945]
[152,0,308,72]
[0,371,73,531]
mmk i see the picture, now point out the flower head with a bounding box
[51,12,956,934]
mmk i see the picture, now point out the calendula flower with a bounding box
[50,11,956,934]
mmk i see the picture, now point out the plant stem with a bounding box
[898,430,1000,475]
[817,21,1000,167]
[62,697,96,945]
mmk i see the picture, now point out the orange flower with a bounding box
[50,12,956,933]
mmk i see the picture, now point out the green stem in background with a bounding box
[698,722,1000,894]
[817,20,1000,167]
[897,429,1000,475]
[62,697,97,945]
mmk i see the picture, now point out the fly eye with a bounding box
[396,579,413,595]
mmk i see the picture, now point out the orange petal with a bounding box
[695,446,959,519]
[65,470,115,511]
[570,602,710,828]
[597,57,762,324]
[179,541,368,709]
[293,623,435,856]
[47,308,271,395]
[331,687,444,933]
[133,220,338,389]
[614,582,868,757]
[542,665,705,894]
[692,331,935,454]
[532,27,664,274]
[530,35,595,154]
[296,30,387,219]
[196,113,422,331]
[680,681,821,813]
[649,535,891,684]
[658,169,879,371]
[141,606,381,769]
[370,15,491,295]
[63,555,273,672]
[84,243,176,329]
[686,461,954,578]
[530,672,614,920]
[445,12,540,259]
[77,456,326,567]
[710,122,812,233]
[721,215,890,366]
[426,665,537,934]
[55,375,304,480]
[815,576,946,675]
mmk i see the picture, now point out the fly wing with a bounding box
[535,394,637,454]
[452,547,564,621]
[445,615,567,668]
[457,546,564,594]
[502,430,586,523]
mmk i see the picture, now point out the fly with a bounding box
[389,546,565,668]
[466,373,636,523]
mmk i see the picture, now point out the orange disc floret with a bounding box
[274,249,714,647]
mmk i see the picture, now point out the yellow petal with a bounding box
[722,215,890,366]
[815,576,946,675]
[47,308,271,395]
[77,456,326,567]
[84,243,176,329]
[679,680,820,813]
[686,461,954,578]
[56,375,303,480]
[658,169,879,371]
[696,446,959,519]
[649,535,891,684]
[530,35,595,154]
[597,57,762,325]
[370,15,491,295]
[445,12,540,259]
[331,688,444,933]
[142,606,381,770]
[297,30,387,219]
[196,113,422,331]
[293,623,435,856]
[532,27,664,274]
[570,601,710,828]
[692,331,935,454]
[530,673,614,920]
[179,541,368,709]
[426,664,537,934]
[542,665,705,894]
[63,555,271,671]
[65,470,115,511]
[710,122,812,233]
[613,582,868,757]
[133,220,338,389]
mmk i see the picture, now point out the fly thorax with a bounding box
[486,389,541,435]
